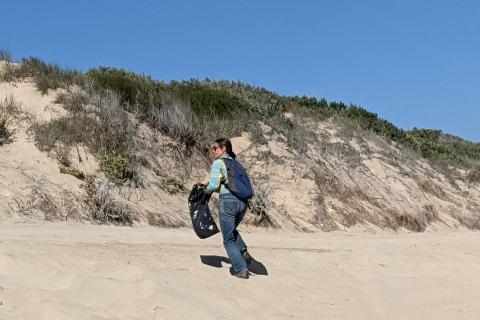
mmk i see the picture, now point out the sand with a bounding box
[1,223,479,320]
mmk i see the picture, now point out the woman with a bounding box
[203,138,252,279]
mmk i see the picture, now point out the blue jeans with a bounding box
[219,192,248,274]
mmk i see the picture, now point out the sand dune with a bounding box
[1,65,480,319]
[1,223,479,319]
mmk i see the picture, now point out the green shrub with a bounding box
[403,128,477,166]
[289,95,329,109]
[211,80,285,116]
[100,155,138,185]
[343,105,405,141]
[467,168,480,185]
[170,80,250,119]
[87,67,166,110]
[0,49,12,62]
[59,166,86,180]
[0,118,14,145]
[153,168,185,193]
[163,177,184,193]
[0,95,19,145]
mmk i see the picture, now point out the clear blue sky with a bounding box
[2,0,479,141]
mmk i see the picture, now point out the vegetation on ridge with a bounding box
[3,54,480,167]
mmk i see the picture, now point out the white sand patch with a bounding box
[0,81,65,121]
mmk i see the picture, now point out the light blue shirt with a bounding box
[204,154,232,195]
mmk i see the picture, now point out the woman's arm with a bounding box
[204,159,224,194]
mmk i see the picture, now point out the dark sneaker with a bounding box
[232,271,249,279]
[242,250,253,265]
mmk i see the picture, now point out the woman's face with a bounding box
[211,143,226,159]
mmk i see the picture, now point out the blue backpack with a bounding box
[222,158,254,202]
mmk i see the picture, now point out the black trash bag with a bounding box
[188,185,219,239]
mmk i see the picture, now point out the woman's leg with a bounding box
[233,204,247,253]
[219,196,248,274]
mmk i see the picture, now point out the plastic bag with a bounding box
[188,185,219,239]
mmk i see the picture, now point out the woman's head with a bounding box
[212,138,236,160]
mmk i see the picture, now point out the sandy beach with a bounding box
[1,223,479,319]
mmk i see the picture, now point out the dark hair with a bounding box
[215,138,236,159]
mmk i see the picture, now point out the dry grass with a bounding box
[249,123,268,145]
[0,60,18,83]
[2,57,82,94]
[318,141,363,169]
[254,149,285,164]
[456,214,480,230]
[247,182,278,228]
[312,165,382,208]
[311,195,339,231]
[312,164,442,232]
[383,204,439,232]
[335,205,367,229]
[466,167,480,186]
[82,177,133,225]
[55,147,71,167]
[265,114,311,154]
[413,175,449,201]
[7,187,83,221]
[312,166,374,229]
[143,96,196,147]
[54,88,90,114]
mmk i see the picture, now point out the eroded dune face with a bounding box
[0,72,479,231]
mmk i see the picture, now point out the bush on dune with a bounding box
[0,118,14,145]
[17,57,82,94]
[0,95,21,145]
[87,67,166,111]
[0,49,12,62]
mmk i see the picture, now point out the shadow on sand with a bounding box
[200,255,268,276]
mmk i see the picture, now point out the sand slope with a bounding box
[1,77,479,231]
[1,223,479,319]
